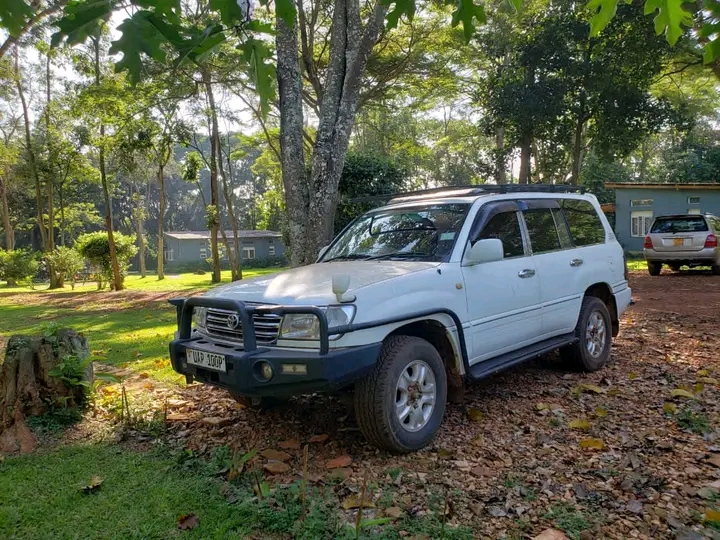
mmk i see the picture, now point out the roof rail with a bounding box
[345,184,586,204]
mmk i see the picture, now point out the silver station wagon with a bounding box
[643,214,720,275]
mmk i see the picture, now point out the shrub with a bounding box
[75,231,138,290]
[0,248,39,286]
[45,247,85,289]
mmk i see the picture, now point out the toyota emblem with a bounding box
[226,314,240,329]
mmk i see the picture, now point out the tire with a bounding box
[355,336,447,454]
[647,262,662,276]
[712,265,720,276]
[229,392,285,411]
[560,296,613,372]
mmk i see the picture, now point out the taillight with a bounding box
[643,236,653,249]
[705,234,718,248]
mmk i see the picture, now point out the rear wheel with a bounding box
[355,336,447,454]
[560,296,612,372]
[712,265,720,276]
[647,262,662,276]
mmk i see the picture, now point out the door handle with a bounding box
[518,269,535,278]
[570,258,583,267]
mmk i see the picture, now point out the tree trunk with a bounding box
[570,97,587,186]
[59,183,65,246]
[494,127,506,184]
[93,37,123,291]
[203,71,222,283]
[157,164,165,280]
[639,138,648,182]
[275,0,387,266]
[518,133,532,185]
[0,330,91,454]
[1,177,13,250]
[137,206,146,278]
[45,51,61,289]
[14,47,47,251]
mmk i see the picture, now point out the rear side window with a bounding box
[560,200,606,246]
[650,216,708,233]
[523,208,560,254]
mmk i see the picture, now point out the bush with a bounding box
[45,247,85,289]
[0,248,39,286]
[75,231,138,290]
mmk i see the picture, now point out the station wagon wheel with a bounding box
[355,336,447,454]
[560,296,612,372]
[647,262,662,276]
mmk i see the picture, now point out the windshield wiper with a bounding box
[366,252,432,261]
[322,254,372,262]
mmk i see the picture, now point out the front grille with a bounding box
[205,306,282,345]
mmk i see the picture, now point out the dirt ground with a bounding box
[26,270,720,538]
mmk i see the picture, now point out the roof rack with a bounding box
[345,184,586,205]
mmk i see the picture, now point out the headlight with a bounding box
[279,305,355,341]
[192,307,207,329]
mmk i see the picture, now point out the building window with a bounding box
[688,196,701,205]
[631,210,653,237]
[242,247,256,260]
[630,199,653,207]
[200,247,207,259]
[688,208,702,215]
[268,244,275,256]
[166,249,174,262]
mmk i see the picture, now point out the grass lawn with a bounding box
[0,269,282,384]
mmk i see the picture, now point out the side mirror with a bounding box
[317,245,329,260]
[463,238,504,266]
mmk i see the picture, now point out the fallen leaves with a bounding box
[342,494,375,510]
[568,419,591,430]
[705,509,720,523]
[662,402,678,414]
[579,383,607,394]
[260,449,291,462]
[278,439,301,450]
[308,434,329,444]
[263,461,290,475]
[533,529,570,540]
[671,388,696,399]
[705,455,720,468]
[177,513,199,530]
[326,455,352,469]
[80,475,103,494]
[467,408,484,421]
[579,438,605,450]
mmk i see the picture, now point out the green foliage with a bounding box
[44,247,86,286]
[579,154,631,204]
[0,0,33,37]
[544,503,591,539]
[75,231,138,289]
[677,407,711,435]
[0,248,38,284]
[49,354,92,393]
[335,153,409,234]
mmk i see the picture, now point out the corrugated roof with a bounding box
[165,230,282,240]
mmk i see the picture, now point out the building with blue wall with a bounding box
[164,230,285,268]
[606,183,720,252]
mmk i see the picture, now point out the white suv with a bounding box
[169,186,631,453]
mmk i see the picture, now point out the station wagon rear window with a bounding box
[650,216,708,233]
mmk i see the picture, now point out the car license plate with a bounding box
[673,238,684,246]
[186,348,226,372]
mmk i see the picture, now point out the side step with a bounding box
[468,333,577,381]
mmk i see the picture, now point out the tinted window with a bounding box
[478,211,525,258]
[650,216,709,233]
[523,208,560,254]
[561,200,606,246]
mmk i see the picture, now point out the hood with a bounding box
[204,261,439,305]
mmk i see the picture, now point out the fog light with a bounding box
[257,361,274,381]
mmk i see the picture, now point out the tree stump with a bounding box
[0,329,92,454]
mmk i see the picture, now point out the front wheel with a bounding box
[647,262,662,276]
[355,336,447,454]
[560,296,613,372]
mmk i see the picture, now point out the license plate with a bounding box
[673,238,684,246]
[186,348,226,372]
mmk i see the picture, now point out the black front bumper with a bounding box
[168,296,382,398]
[169,337,381,397]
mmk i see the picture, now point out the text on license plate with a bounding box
[186,348,226,372]
[673,238,684,246]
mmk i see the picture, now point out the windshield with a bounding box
[650,216,708,234]
[322,203,471,262]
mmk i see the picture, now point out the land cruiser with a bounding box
[168,185,632,453]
